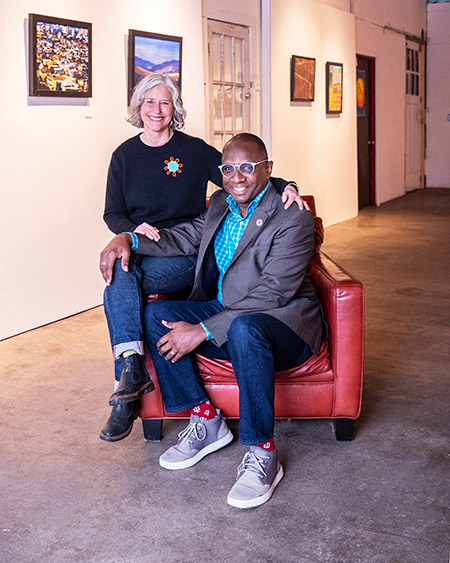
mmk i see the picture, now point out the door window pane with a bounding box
[224,86,233,131]
[211,33,222,81]
[224,36,232,82]
[214,134,223,151]
[235,87,244,130]
[213,84,223,130]
[235,39,243,83]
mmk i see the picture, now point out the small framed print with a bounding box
[29,13,92,97]
[128,29,182,101]
[326,62,343,114]
[290,55,316,102]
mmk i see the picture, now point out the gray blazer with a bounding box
[136,184,323,354]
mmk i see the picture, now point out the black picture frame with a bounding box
[128,29,183,101]
[29,13,92,97]
[290,55,316,102]
[326,61,343,114]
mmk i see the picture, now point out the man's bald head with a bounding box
[223,133,268,162]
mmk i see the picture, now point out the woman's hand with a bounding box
[99,233,132,286]
[282,184,311,212]
[134,222,160,241]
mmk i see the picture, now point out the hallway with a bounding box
[1,189,449,562]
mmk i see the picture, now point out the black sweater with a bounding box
[103,131,291,234]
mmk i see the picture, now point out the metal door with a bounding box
[356,56,375,209]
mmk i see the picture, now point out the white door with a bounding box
[405,40,424,190]
[207,20,251,151]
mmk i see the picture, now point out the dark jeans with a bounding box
[103,254,197,381]
[144,300,312,445]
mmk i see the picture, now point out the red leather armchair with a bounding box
[139,196,364,441]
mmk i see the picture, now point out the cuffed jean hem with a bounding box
[113,341,144,360]
[162,396,210,414]
[238,435,274,447]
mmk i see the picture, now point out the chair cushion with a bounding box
[195,339,333,384]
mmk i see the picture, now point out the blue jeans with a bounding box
[103,254,197,381]
[144,300,312,445]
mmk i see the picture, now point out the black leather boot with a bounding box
[109,354,155,405]
[100,401,138,442]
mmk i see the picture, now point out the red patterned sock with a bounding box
[256,438,275,452]
[190,400,217,422]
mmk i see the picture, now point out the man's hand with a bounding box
[134,222,160,241]
[282,184,311,212]
[157,320,207,362]
[99,233,132,286]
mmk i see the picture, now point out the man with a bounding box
[100,133,323,508]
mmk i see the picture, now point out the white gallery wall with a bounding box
[426,2,450,188]
[270,0,358,227]
[0,0,205,340]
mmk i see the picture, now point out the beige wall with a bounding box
[270,0,358,226]
[0,0,205,340]
[354,0,426,36]
[426,3,450,188]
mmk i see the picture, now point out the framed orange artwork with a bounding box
[326,62,343,114]
[290,55,316,102]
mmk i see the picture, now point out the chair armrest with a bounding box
[311,252,364,417]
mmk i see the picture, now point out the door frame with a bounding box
[357,54,376,206]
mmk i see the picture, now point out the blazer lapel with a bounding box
[196,192,229,264]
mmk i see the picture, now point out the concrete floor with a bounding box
[1,189,449,563]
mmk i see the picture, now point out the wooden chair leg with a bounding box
[142,419,163,441]
[334,418,356,441]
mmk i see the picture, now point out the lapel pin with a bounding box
[256,219,263,227]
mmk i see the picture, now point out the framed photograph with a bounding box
[29,14,92,97]
[326,62,343,114]
[290,55,316,102]
[128,30,182,100]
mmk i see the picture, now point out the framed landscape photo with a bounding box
[29,13,92,97]
[326,62,343,114]
[290,55,316,102]
[128,29,182,101]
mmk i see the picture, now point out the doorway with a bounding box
[206,20,251,151]
[356,56,375,209]
[405,40,425,190]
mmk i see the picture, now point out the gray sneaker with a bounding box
[159,410,233,470]
[227,446,284,509]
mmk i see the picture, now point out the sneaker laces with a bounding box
[177,421,207,445]
[236,451,268,480]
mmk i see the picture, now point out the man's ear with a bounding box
[266,160,274,177]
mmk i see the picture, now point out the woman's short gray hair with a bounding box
[127,74,186,130]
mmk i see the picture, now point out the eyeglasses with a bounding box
[218,159,269,178]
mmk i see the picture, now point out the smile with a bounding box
[148,116,164,122]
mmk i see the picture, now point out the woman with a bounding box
[100,73,306,442]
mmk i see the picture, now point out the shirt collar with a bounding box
[226,181,270,218]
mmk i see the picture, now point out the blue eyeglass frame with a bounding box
[218,159,269,178]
